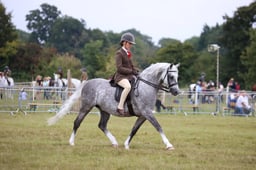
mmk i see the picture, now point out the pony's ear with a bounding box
[169,63,173,68]
[175,63,180,67]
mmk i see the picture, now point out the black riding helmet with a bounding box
[120,32,136,45]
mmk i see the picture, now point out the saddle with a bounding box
[109,77,136,116]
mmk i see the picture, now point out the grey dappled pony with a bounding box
[48,63,180,150]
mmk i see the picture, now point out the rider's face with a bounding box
[124,41,133,51]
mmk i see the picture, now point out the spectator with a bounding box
[227,78,236,91]
[196,81,202,93]
[234,90,252,115]
[194,81,202,104]
[43,77,50,100]
[218,82,224,92]
[18,88,27,109]
[0,72,3,99]
[218,82,224,102]
[207,80,215,90]
[206,80,215,103]
[227,92,238,108]
[198,72,206,82]
[155,98,166,112]
[35,75,43,86]
[235,82,240,91]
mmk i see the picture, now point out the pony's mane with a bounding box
[142,63,170,76]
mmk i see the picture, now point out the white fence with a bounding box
[0,84,255,116]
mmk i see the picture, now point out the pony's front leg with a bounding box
[160,133,175,150]
[124,136,131,150]
[144,114,175,150]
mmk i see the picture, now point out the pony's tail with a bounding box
[47,81,86,126]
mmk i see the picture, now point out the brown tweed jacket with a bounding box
[114,48,135,83]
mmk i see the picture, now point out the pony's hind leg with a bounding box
[69,106,92,146]
[98,111,118,147]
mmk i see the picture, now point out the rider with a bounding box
[80,67,88,82]
[114,32,139,115]
[57,67,63,79]
[3,66,11,77]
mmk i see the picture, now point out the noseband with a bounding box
[135,67,178,93]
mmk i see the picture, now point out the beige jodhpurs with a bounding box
[117,79,131,109]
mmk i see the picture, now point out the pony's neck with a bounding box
[141,63,168,83]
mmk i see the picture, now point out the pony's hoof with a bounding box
[69,141,75,146]
[166,146,175,151]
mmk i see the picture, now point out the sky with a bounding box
[2,0,254,44]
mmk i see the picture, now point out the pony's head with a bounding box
[141,63,180,96]
[161,63,180,96]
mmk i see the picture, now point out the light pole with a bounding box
[208,44,220,114]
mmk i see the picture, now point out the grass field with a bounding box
[0,112,255,170]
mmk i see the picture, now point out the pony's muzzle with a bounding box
[170,88,180,96]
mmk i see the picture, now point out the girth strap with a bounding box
[127,99,135,116]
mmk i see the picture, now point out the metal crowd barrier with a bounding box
[156,90,256,116]
[0,86,80,115]
[0,85,255,116]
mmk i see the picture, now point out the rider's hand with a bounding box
[132,69,139,76]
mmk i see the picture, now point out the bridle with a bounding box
[135,66,178,93]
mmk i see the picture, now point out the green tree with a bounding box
[26,3,61,44]
[17,29,30,43]
[154,42,198,86]
[105,31,120,46]
[0,2,17,47]
[88,28,109,50]
[48,15,88,57]
[9,43,57,81]
[0,2,18,68]
[95,46,116,79]
[221,1,256,88]
[198,24,223,51]
[81,40,106,78]
[158,38,181,48]
[47,54,82,79]
[240,29,256,90]
[184,36,200,51]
